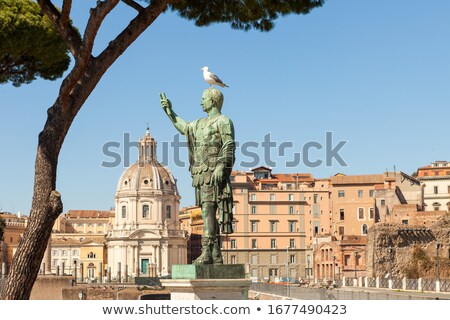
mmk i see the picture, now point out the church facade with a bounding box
[106,129,187,278]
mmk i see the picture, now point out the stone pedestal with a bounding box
[161,264,251,300]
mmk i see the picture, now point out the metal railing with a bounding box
[440,279,450,293]
[367,277,376,288]
[392,278,403,289]
[250,283,447,300]
[422,279,436,292]
[406,279,418,290]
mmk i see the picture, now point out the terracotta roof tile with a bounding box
[65,210,112,219]
[331,174,385,185]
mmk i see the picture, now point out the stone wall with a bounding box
[30,275,74,300]
[62,285,170,300]
[366,214,450,278]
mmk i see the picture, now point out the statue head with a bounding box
[201,88,224,112]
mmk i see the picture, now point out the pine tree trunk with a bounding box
[1,102,66,299]
[1,0,169,299]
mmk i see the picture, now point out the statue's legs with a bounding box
[193,202,223,265]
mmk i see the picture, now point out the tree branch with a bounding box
[81,0,120,62]
[122,0,144,13]
[37,1,82,57]
[96,0,171,73]
[60,0,72,27]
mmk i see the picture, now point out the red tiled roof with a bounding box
[65,210,112,219]
[331,174,385,185]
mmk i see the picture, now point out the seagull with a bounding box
[201,66,229,88]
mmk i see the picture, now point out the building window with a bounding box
[142,204,149,218]
[270,239,276,249]
[251,221,258,232]
[313,194,318,204]
[369,190,374,197]
[121,206,126,219]
[251,255,258,264]
[230,239,236,249]
[270,221,277,232]
[251,206,256,214]
[369,208,374,219]
[362,224,368,235]
[251,239,257,249]
[87,252,96,259]
[53,250,59,256]
[339,226,344,236]
[289,194,294,201]
[250,194,256,201]
[290,255,296,264]
[270,194,276,201]
[402,219,408,225]
[358,190,363,198]
[72,250,79,256]
[289,239,295,248]
[232,221,237,232]
[338,190,345,198]
[339,209,345,220]
[230,255,236,264]
[358,208,364,220]
[380,199,385,206]
[289,206,294,214]
[271,255,277,264]
[344,255,350,266]
[166,205,171,219]
[61,250,67,256]
[434,186,439,194]
[288,221,296,232]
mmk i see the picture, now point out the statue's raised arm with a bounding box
[159,92,187,134]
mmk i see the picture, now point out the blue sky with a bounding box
[1,0,449,214]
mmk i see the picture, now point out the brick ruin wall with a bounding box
[367,214,450,279]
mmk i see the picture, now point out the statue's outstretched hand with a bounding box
[160,92,172,113]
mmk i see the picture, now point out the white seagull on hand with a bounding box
[201,66,229,88]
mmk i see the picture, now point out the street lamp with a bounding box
[306,255,311,283]
[286,246,290,282]
[286,246,290,298]
[332,256,336,283]
[354,251,357,280]
[436,242,441,282]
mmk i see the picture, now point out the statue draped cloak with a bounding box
[184,114,235,234]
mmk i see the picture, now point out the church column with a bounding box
[156,245,161,275]
[135,245,140,275]
[151,245,156,264]
[131,245,135,275]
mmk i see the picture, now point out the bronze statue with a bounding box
[160,88,235,265]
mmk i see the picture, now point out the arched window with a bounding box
[142,205,150,218]
[121,206,126,219]
[87,252,96,259]
[362,224,368,235]
[166,205,171,219]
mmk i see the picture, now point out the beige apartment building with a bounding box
[330,174,382,238]
[224,167,317,281]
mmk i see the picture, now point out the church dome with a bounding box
[116,129,178,195]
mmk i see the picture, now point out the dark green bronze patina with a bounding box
[160,88,235,265]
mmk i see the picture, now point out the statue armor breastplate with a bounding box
[191,117,221,187]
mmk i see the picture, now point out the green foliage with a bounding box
[151,0,325,32]
[0,217,5,241]
[0,0,70,87]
